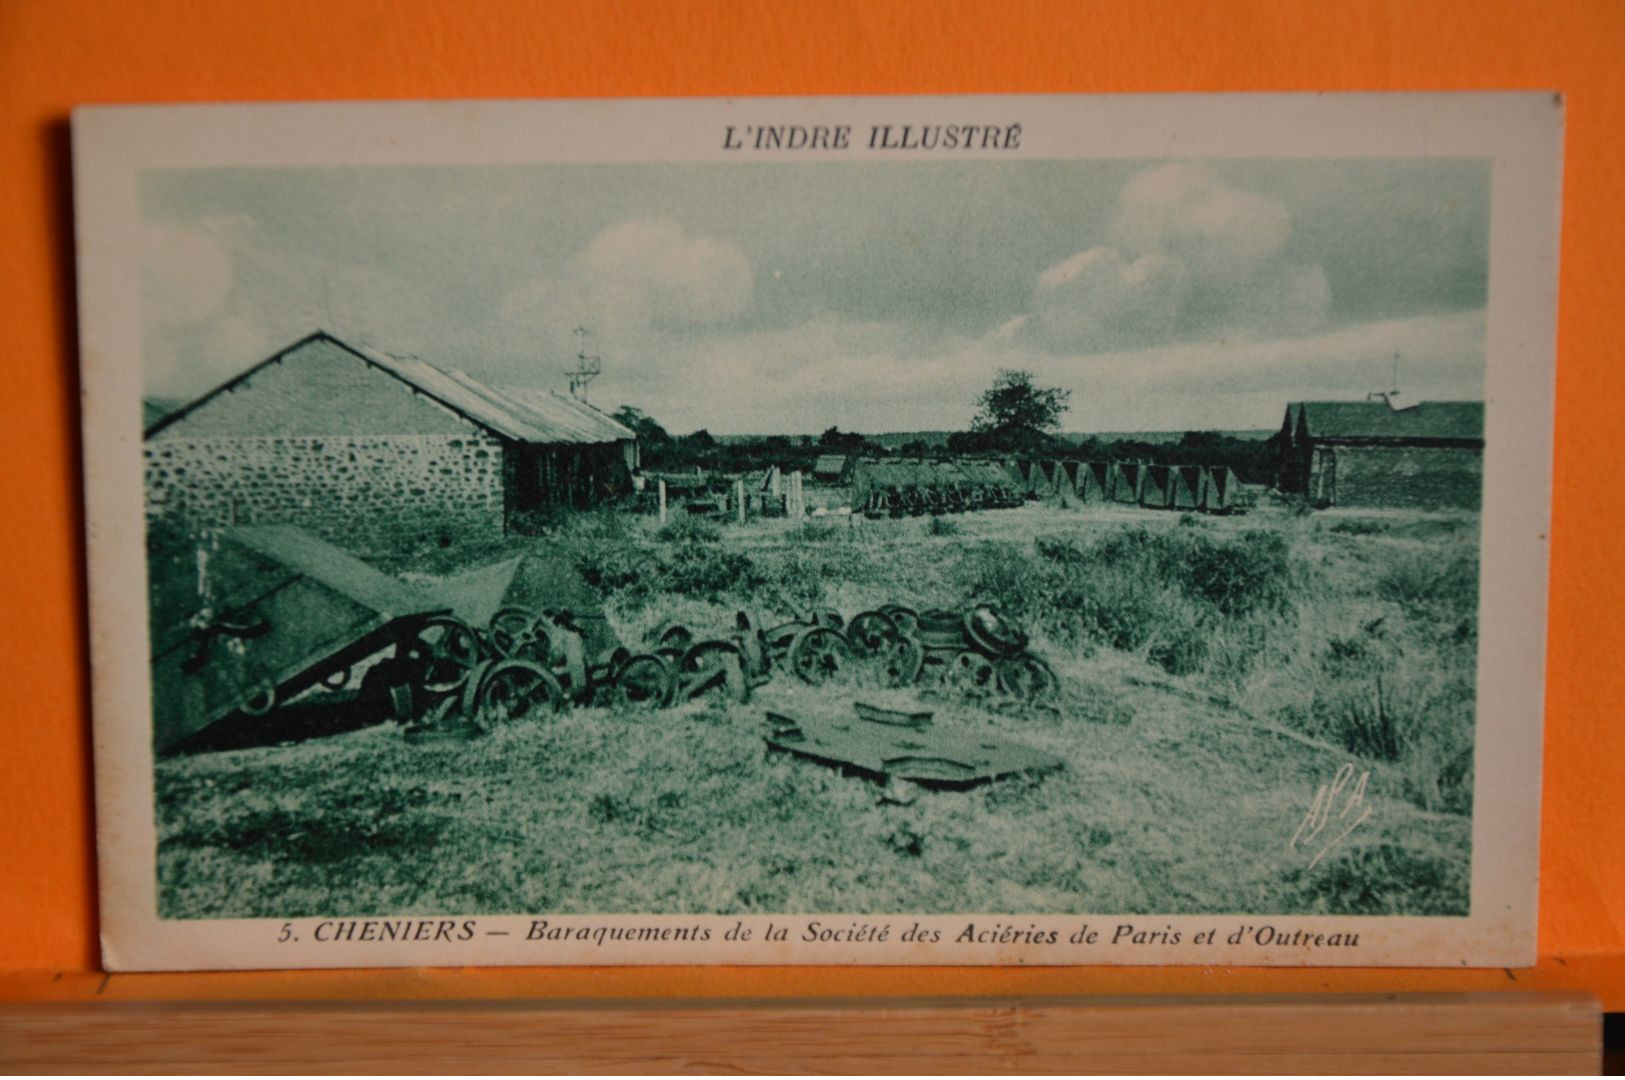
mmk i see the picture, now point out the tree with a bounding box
[961,369,1071,453]
[818,426,866,451]
[971,369,1071,435]
[611,405,670,447]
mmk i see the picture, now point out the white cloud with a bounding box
[1031,247,1188,346]
[1112,162,1291,283]
[499,219,753,358]
[141,217,247,327]
[1022,163,1330,351]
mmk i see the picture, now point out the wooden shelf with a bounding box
[0,991,1602,1074]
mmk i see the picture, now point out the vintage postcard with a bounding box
[75,94,1562,971]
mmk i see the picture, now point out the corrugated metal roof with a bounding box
[348,341,635,445]
[146,331,635,446]
[1294,400,1484,442]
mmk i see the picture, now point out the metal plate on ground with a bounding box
[764,707,1063,787]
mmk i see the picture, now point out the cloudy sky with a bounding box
[140,157,1488,434]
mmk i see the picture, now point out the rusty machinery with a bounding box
[855,460,1023,519]
[154,527,1061,752]
[658,601,1058,704]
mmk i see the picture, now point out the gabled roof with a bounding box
[145,330,635,445]
[813,454,850,474]
[142,397,187,428]
[1292,400,1484,443]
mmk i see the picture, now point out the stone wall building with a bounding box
[1275,398,1484,510]
[145,331,637,550]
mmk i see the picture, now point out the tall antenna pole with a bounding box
[567,325,601,399]
[1391,349,1400,396]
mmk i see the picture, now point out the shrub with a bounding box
[927,516,960,537]
[795,520,850,544]
[1184,530,1292,617]
[1287,627,1477,813]
[656,515,722,545]
[1375,548,1479,622]
[659,540,765,601]
[1327,518,1387,536]
[1297,842,1468,915]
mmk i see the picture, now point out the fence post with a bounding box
[735,478,746,525]
[658,479,668,525]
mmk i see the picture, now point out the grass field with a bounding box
[155,498,1478,919]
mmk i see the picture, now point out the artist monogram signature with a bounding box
[1289,763,1373,869]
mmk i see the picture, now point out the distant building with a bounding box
[1276,398,1484,509]
[144,330,637,549]
[812,454,855,485]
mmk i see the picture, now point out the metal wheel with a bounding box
[870,634,924,688]
[488,606,551,663]
[809,608,845,631]
[878,604,920,640]
[464,658,565,730]
[846,610,924,688]
[604,653,677,710]
[658,624,695,651]
[917,609,968,652]
[240,680,277,717]
[964,604,1029,658]
[846,610,900,653]
[997,654,1060,701]
[787,626,854,686]
[945,649,999,694]
[678,641,750,703]
[405,615,484,694]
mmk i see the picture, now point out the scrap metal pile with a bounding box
[411,598,1061,735]
[674,601,1061,702]
[152,526,1061,752]
[852,461,1023,518]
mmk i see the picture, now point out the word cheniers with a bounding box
[723,124,1023,152]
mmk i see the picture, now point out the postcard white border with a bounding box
[75,93,1563,971]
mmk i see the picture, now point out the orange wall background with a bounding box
[1,0,1621,994]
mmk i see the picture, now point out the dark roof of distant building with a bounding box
[144,330,636,445]
[813,454,851,474]
[1290,400,1484,443]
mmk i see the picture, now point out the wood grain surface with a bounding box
[0,992,1602,1074]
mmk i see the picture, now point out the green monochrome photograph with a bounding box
[76,95,1560,969]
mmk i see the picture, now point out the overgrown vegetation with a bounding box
[157,503,1478,919]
